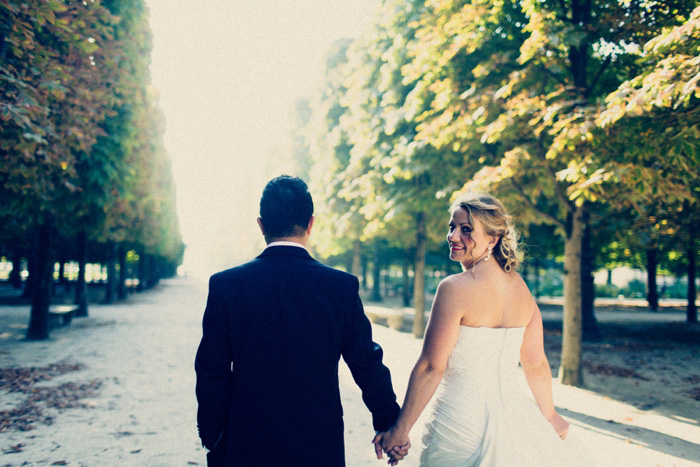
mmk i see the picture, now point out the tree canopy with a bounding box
[0,0,183,339]
[300,0,700,386]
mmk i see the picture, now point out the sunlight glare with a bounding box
[146,0,377,277]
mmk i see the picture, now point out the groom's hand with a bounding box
[372,432,384,460]
[372,431,410,465]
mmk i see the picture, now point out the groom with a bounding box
[195,175,405,466]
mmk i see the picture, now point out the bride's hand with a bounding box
[548,413,570,440]
[372,428,411,465]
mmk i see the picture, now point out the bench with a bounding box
[49,305,78,326]
[365,306,404,331]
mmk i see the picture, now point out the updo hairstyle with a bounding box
[450,192,522,272]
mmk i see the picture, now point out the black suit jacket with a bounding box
[195,245,400,466]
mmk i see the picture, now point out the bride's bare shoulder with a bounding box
[508,271,537,309]
[437,271,484,300]
[509,271,528,288]
[510,271,534,294]
[440,271,475,289]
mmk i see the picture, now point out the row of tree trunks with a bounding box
[139,253,163,290]
[20,226,166,339]
[645,243,698,322]
[350,240,415,307]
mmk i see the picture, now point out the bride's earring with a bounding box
[484,248,492,262]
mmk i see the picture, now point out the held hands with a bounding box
[547,412,570,440]
[372,428,411,466]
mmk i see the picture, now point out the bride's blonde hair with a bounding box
[450,192,522,273]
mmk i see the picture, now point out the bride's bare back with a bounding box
[449,260,536,329]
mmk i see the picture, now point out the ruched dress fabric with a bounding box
[419,326,582,466]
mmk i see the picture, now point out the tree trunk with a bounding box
[646,247,659,311]
[606,269,613,286]
[104,241,117,303]
[351,239,362,281]
[22,247,36,299]
[361,255,368,291]
[412,212,427,338]
[370,241,382,302]
[581,207,600,340]
[559,0,590,385]
[137,251,145,291]
[559,207,584,387]
[118,244,128,300]
[9,249,22,289]
[26,216,55,340]
[688,244,697,323]
[151,256,162,287]
[75,231,88,317]
[402,251,411,307]
[58,259,69,293]
[141,253,156,290]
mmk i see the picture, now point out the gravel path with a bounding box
[0,277,698,466]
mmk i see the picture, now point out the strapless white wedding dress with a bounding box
[420,326,587,466]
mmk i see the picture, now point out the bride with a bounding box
[373,192,583,466]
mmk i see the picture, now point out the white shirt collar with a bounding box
[265,241,307,250]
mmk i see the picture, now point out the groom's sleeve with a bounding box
[341,277,400,432]
[194,275,232,450]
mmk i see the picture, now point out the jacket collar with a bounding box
[258,245,314,260]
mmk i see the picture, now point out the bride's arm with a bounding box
[520,303,569,438]
[377,278,464,455]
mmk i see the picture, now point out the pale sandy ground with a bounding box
[0,277,698,466]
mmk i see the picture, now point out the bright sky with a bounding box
[146,0,377,277]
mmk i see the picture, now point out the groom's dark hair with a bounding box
[259,175,314,239]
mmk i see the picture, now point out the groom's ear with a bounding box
[257,217,266,237]
[305,216,315,236]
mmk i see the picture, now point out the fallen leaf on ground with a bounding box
[2,443,25,454]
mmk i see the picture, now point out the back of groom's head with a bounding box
[259,175,314,240]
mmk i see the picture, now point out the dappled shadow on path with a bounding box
[559,406,700,464]
[539,316,700,425]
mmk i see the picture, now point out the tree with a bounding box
[596,6,700,320]
[0,0,182,337]
[1,0,120,338]
[401,0,694,386]
[307,39,369,279]
[338,0,464,337]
